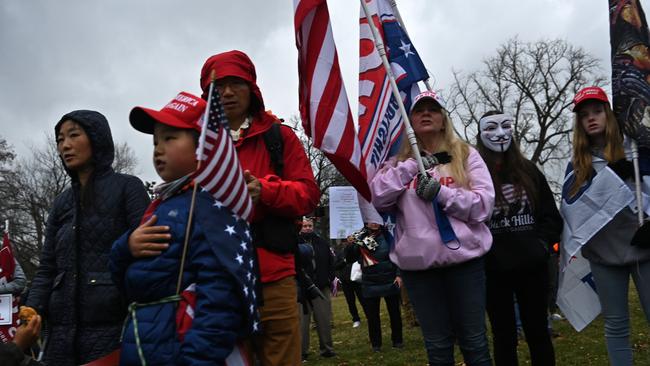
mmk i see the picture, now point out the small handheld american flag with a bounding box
[192,80,253,221]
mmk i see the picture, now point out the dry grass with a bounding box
[303,284,649,365]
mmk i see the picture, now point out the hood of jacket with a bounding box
[55,110,115,180]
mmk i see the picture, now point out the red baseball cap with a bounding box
[410,90,446,113]
[129,92,206,134]
[573,86,609,111]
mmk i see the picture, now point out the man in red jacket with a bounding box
[200,50,320,366]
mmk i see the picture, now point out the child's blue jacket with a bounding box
[110,187,257,365]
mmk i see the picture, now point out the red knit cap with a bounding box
[200,50,264,113]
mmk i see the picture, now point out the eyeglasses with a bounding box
[215,79,248,93]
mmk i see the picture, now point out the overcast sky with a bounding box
[0,0,615,182]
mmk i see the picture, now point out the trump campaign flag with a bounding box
[358,0,429,179]
[357,0,429,235]
[294,0,371,200]
[0,232,19,343]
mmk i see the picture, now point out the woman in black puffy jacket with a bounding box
[26,110,149,365]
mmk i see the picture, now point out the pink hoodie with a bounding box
[370,147,495,270]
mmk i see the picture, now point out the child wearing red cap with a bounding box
[110,92,257,365]
[562,86,650,365]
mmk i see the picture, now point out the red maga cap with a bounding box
[129,92,206,134]
[573,86,609,111]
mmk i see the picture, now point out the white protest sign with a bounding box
[329,186,363,239]
[0,294,13,325]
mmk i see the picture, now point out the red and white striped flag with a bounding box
[191,82,253,221]
[294,0,371,200]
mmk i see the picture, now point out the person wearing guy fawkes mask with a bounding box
[476,111,563,366]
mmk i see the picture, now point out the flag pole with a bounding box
[175,73,215,295]
[631,140,644,226]
[3,220,7,234]
[388,0,433,92]
[360,0,426,175]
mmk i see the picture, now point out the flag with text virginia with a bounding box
[294,0,371,200]
[358,0,429,179]
[0,232,19,343]
[192,84,253,221]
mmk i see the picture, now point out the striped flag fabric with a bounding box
[192,82,253,221]
[294,0,371,200]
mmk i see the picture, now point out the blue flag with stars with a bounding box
[382,15,428,92]
[193,191,260,335]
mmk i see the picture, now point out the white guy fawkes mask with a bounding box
[479,114,514,152]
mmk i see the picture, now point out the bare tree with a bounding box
[0,135,68,277]
[286,115,343,206]
[448,38,607,189]
[285,116,349,239]
[113,141,140,175]
[0,134,140,278]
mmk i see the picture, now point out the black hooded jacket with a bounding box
[298,232,334,289]
[26,110,150,365]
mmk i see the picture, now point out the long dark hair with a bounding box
[476,111,539,211]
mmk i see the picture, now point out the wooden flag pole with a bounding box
[175,71,216,295]
[360,0,426,175]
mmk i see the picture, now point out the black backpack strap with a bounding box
[262,123,284,177]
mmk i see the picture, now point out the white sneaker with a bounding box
[352,321,361,328]
[551,313,564,321]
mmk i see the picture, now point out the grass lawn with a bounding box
[303,284,649,365]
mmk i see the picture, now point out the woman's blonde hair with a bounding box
[396,109,470,187]
[570,102,625,197]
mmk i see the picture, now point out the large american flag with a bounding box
[192,82,253,221]
[294,0,371,200]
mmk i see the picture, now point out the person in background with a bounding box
[563,86,650,366]
[298,218,336,360]
[476,110,561,366]
[0,259,26,298]
[334,238,364,329]
[370,90,495,366]
[347,222,403,352]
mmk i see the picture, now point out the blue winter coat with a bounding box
[110,186,258,366]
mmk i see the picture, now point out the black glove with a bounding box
[415,172,441,201]
[608,159,634,180]
[421,151,452,170]
[631,221,650,248]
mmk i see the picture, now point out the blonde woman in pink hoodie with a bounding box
[370,91,495,366]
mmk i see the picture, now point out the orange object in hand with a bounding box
[18,306,37,324]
